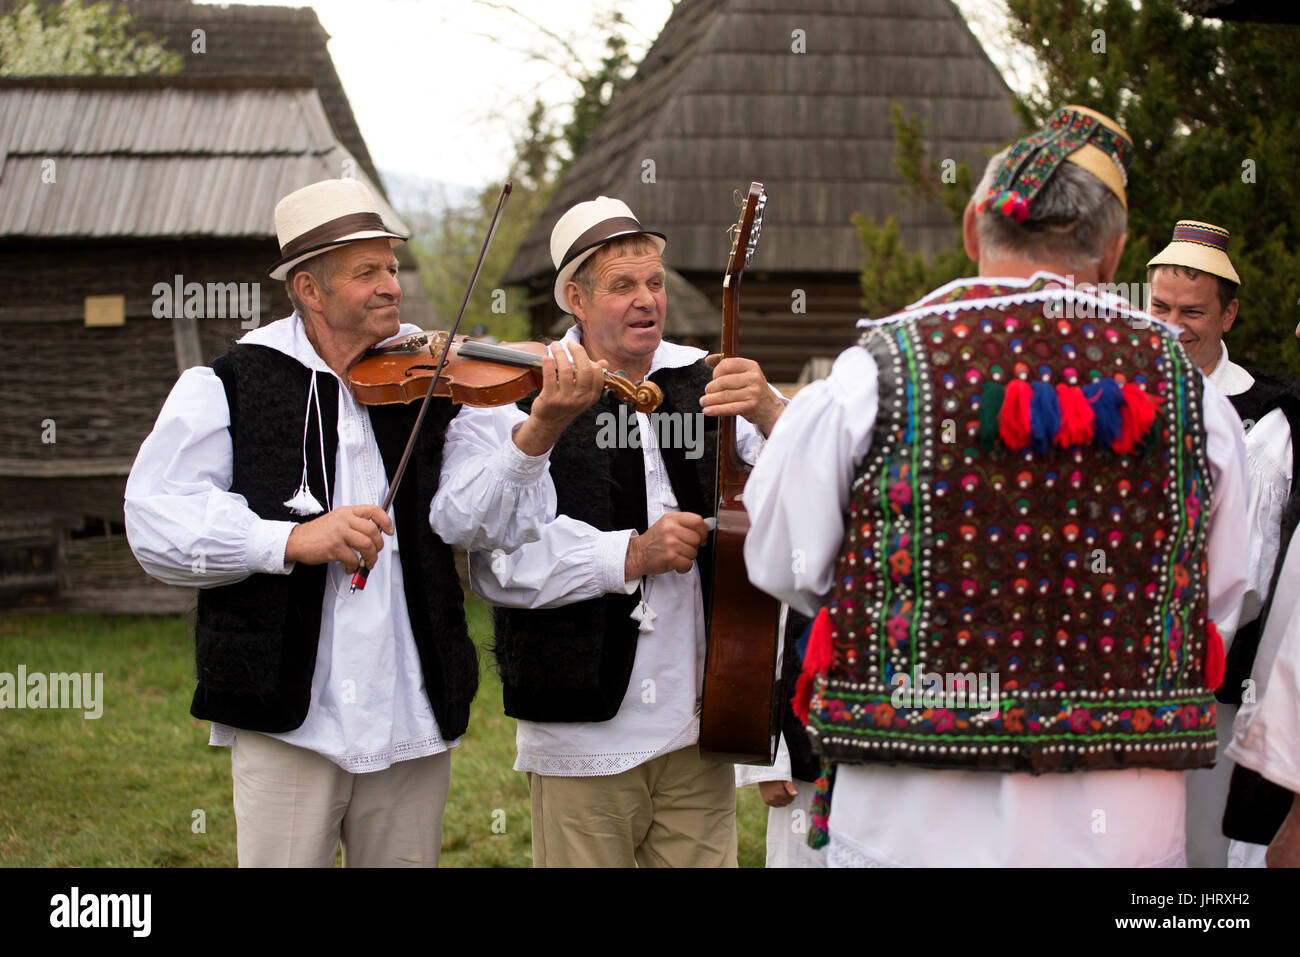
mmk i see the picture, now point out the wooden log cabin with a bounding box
[0,70,422,613]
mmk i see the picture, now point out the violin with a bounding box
[349,332,663,413]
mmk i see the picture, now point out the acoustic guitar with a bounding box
[699,182,782,765]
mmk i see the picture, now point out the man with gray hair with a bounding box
[126,178,606,866]
[743,106,1251,866]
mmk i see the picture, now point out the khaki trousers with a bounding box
[231,730,451,867]
[528,745,738,867]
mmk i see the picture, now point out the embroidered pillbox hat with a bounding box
[978,105,1135,223]
[1146,220,1241,285]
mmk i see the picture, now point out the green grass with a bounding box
[0,599,768,867]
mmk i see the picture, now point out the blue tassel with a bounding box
[1083,379,1123,448]
[1029,381,1060,453]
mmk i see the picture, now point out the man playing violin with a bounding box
[441,196,784,867]
[125,178,605,867]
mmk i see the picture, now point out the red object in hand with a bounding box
[349,561,371,594]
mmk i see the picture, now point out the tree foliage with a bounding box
[1004,0,1300,376]
[407,6,654,340]
[852,104,976,317]
[855,0,1300,376]
[0,0,181,75]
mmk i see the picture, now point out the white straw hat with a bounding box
[268,178,406,280]
[550,196,665,313]
[1146,220,1240,285]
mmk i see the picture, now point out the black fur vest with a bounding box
[190,342,478,738]
[492,358,718,722]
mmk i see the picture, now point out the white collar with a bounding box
[1205,340,1255,395]
[559,323,706,374]
[238,313,422,379]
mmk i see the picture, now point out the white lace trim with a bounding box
[826,830,896,868]
[516,717,700,777]
[856,272,1180,340]
[209,722,456,773]
[825,820,1188,868]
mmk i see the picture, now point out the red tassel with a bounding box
[1113,383,1163,454]
[1054,384,1095,447]
[1205,620,1225,691]
[999,380,1033,450]
[791,608,833,726]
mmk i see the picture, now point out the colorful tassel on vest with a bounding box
[792,607,833,725]
[1205,620,1226,691]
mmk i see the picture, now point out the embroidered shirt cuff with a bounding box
[247,520,297,575]
[503,423,553,479]
[597,529,639,595]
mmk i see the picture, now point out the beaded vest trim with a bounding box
[812,275,1216,773]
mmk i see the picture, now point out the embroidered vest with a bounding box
[492,358,718,722]
[810,276,1218,773]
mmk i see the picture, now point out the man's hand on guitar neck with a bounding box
[700,354,786,437]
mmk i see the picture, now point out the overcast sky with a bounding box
[196,0,1021,190]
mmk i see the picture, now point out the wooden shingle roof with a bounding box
[0,75,405,239]
[505,0,1022,286]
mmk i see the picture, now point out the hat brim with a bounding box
[269,229,406,281]
[553,229,667,314]
[1147,242,1240,285]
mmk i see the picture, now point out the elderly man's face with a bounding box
[312,238,402,347]
[1148,268,1236,374]
[567,245,666,368]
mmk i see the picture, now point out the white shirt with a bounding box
[1207,341,1294,624]
[125,314,552,772]
[1227,528,1300,794]
[742,277,1251,867]
[445,326,769,776]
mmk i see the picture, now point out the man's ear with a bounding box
[1097,230,1127,285]
[962,202,980,263]
[292,270,325,313]
[1221,297,1240,335]
[564,281,586,320]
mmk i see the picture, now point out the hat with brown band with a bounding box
[550,196,666,314]
[269,178,406,281]
[977,104,1135,223]
[1146,220,1241,285]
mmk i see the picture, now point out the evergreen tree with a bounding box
[855,0,1300,376]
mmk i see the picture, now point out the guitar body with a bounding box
[701,480,781,764]
[699,181,782,766]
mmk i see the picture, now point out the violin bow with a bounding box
[349,180,513,594]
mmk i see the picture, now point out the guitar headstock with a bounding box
[725,181,767,283]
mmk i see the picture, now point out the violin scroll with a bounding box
[603,371,663,414]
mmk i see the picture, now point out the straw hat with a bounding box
[550,197,665,313]
[268,179,406,281]
[1146,220,1241,284]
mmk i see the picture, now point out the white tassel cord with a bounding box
[629,575,657,634]
[284,374,328,516]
